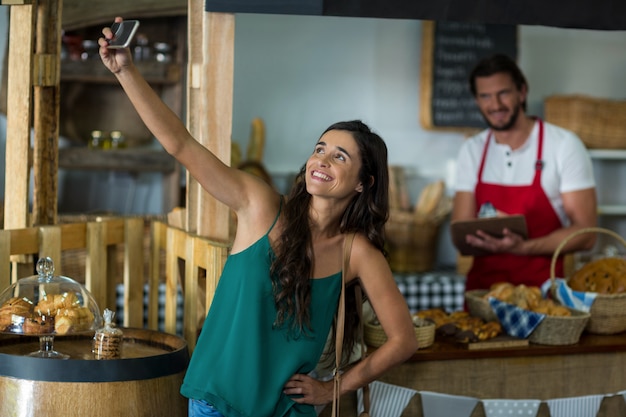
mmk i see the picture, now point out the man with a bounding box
[452,54,597,291]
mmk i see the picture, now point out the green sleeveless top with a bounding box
[180,206,342,417]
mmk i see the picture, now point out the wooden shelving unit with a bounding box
[58,16,187,213]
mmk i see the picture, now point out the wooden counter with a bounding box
[376,332,626,417]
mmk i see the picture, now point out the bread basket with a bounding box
[527,307,589,345]
[550,227,626,334]
[465,290,497,322]
[466,289,589,345]
[364,318,435,350]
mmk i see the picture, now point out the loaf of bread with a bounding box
[415,180,445,219]
[35,292,80,317]
[568,257,626,294]
[23,316,55,334]
[55,306,95,334]
[0,297,33,331]
[483,282,570,317]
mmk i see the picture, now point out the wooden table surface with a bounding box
[408,331,626,361]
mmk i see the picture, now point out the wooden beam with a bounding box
[32,0,62,226]
[4,4,35,230]
[186,6,233,240]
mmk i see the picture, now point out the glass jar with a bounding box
[89,130,103,149]
[110,130,126,149]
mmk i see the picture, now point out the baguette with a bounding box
[415,180,445,219]
[246,117,265,162]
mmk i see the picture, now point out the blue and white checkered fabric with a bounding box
[552,278,597,313]
[115,283,184,335]
[395,272,466,313]
[489,297,545,339]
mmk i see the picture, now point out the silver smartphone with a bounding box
[107,20,140,49]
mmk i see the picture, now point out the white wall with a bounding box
[1,8,626,265]
[229,14,626,266]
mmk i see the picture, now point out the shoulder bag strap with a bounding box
[331,232,355,417]
[331,232,371,417]
[354,284,370,416]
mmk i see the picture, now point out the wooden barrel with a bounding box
[0,327,189,417]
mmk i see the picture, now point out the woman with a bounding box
[99,18,417,417]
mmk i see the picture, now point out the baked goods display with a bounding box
[0,257,101,336]
[483,282,571,317]
[0,292,96,335]
[567,257,626,294]
[415,308,502,343]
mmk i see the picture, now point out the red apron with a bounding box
[466,119,564,290]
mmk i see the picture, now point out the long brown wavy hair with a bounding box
[270,120,389,365]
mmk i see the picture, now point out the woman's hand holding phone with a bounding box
[107,20,140,49]
[98,17,135,74]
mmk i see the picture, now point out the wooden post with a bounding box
[32,0,62,226]
[186,3,233,241]
[4,3,35,230]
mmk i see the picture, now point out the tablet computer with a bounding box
[451,215,528,256]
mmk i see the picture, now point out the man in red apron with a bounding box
[452,54,597,291]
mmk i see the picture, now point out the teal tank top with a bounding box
[180,205,342,417]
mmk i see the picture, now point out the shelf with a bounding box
[588,149,626,160]
[61,60,181,84]
[597,205,626,216]
[59,147,177,173]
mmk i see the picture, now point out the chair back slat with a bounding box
[148,221,167,330]
[38,226,62,275]
[151,220,229,353]
[122,218,145,328]
[0,231,12,290]
[85,221,108,312]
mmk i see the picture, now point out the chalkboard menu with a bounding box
[419,21,518,131]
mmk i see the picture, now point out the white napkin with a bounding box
[482,399,540,417]
[545,394,604,417]
[420,390,479,417]
[356,381,417,417]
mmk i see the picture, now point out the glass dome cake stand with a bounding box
[0,257,102,359]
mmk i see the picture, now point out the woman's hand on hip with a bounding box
[283,373,334,406]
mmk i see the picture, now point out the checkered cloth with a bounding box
[489,297,545,338]
[551,278,597,313]
[394,272,466,313]
[115,283,184,335]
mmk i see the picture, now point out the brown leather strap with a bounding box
[331,232,355,417]
[354,283,370,415]
[331,232,371,417]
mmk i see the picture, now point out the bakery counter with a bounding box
[376,332,626,416]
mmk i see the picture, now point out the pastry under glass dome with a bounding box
[0,257,102,358]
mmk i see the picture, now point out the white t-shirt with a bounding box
[454,120,596,226]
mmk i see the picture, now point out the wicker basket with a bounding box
[544,95,626,149]
[465,290,497,322]
[364,320,435,350]
[550,227,626,334]
[385,209,442,273]
[465,290,589,345]
[528,308,590,345]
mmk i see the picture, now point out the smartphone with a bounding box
[107,20,140,49]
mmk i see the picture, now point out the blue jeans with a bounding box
[189,399,224,417]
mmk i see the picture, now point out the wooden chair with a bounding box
[0,217,145,327]
[149,220,229,353]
